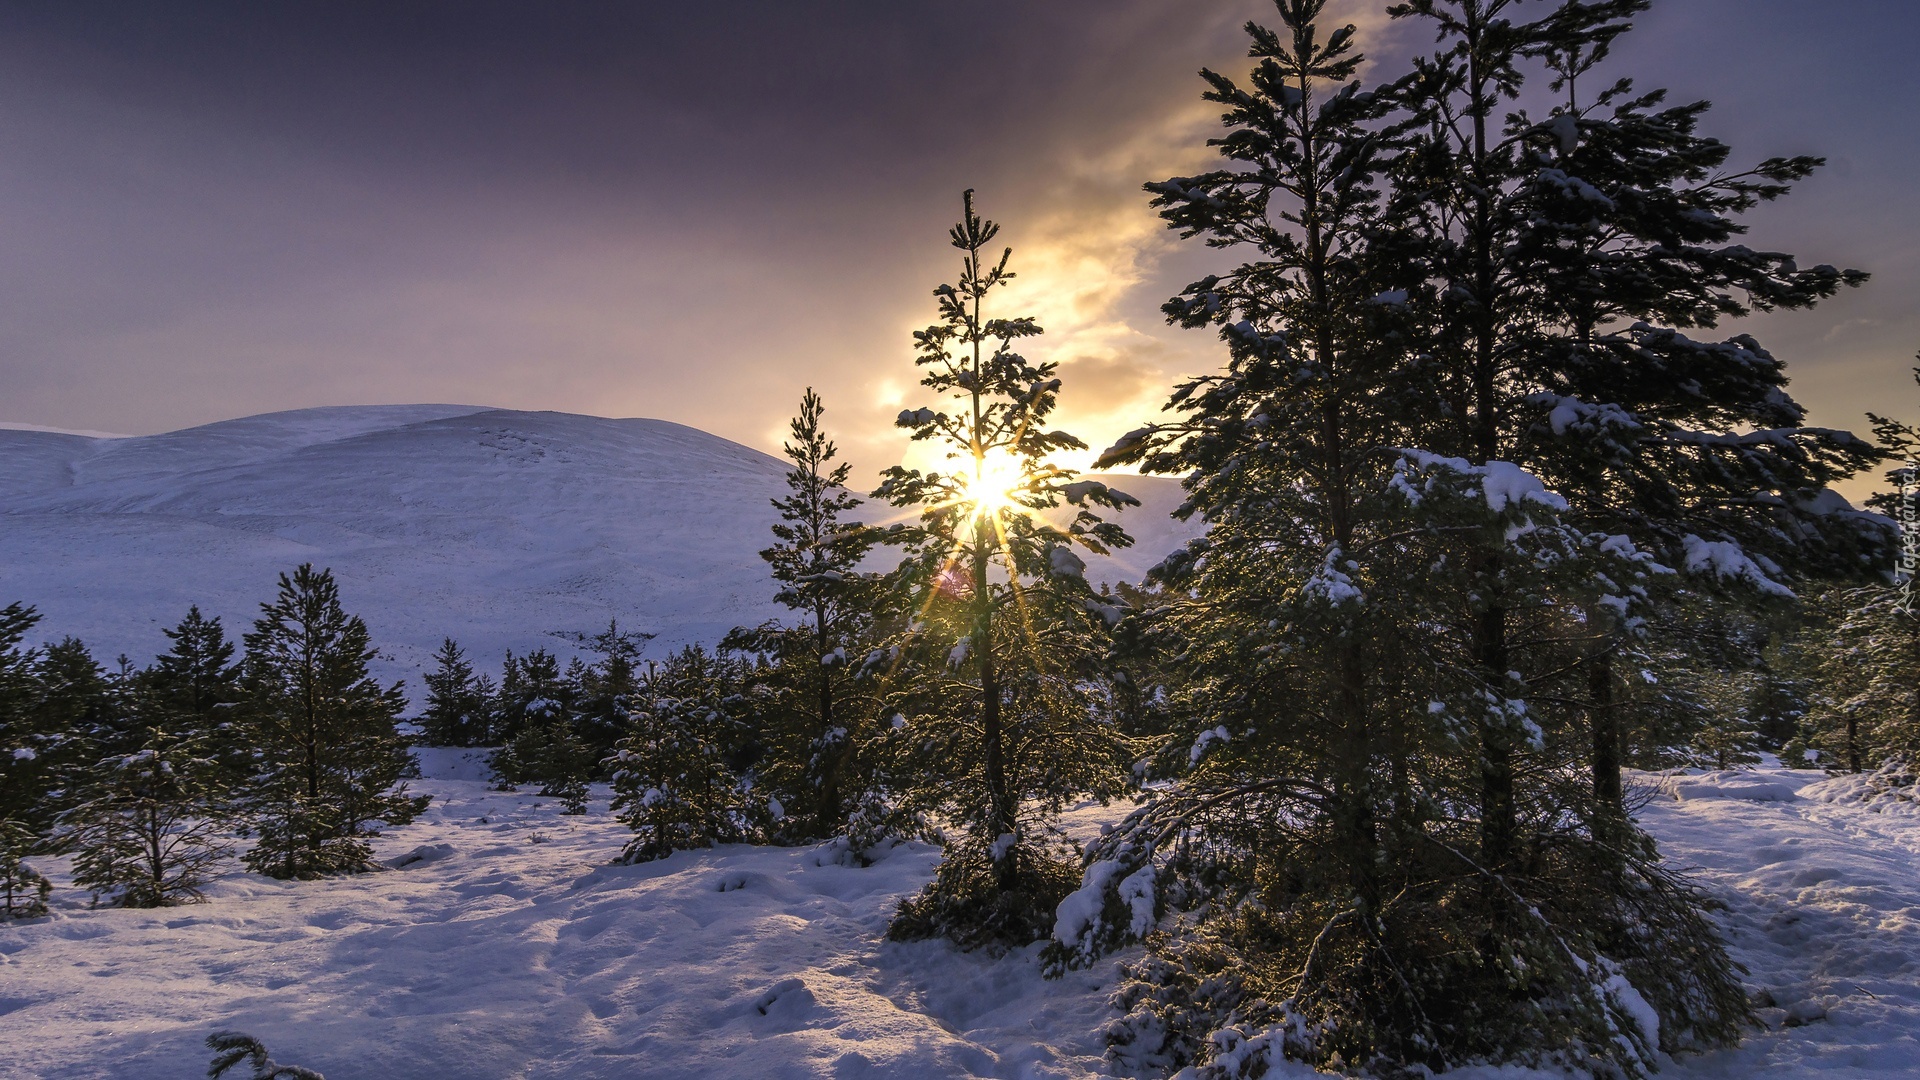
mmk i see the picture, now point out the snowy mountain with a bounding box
[0,405,1195,684]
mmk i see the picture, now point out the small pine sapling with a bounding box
[419,638,489,747]
[725,388,887,844]
[0,817,51,920]
[608,649,747,863]
[58,729,233,907]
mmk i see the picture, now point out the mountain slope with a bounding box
[0,405,1195,683]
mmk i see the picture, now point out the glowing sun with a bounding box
[960,448,1029,522]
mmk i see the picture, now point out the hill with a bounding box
[0,405,1194,683]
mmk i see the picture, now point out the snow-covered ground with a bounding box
[0,406,1194,684]
[4,759,1918,1079]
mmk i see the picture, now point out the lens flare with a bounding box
[960,448,1028,522]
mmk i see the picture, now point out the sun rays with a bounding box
[957,446,1032,525]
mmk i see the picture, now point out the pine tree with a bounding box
[725,389,885,843]
[528,721,595,814]
[25,637,121,822]
[1800,361,1919,770]
[0,817,51,920]
[142,606,248,789]
[488,648,573,786]
[1807,588,1919,773]
[0,603,55,828]
[420,639,488,747]
[568,620,653,764]
[608,647,747,863]
[1067,3,1796,1072]
[148,607,242,730]
[873,190,1137,948]
[236,565,427,879]
[1456,2,1886,837]
[58,728,232,907]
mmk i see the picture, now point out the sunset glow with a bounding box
[958,447,1031,524]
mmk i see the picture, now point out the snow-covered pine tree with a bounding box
[0,816,51,920]
[1075,5,1617,1068]
[57,728,232,907]
[1804,375,1920,771]
[607,646,748,863]
[488,648,572,787]
[872,190,1137,949]
[1067,2,1796,1072]
[0,603,57,829]
[28,636,122,818]
[568,620,652,765]
[141,606,248,790]
[724,388,885,843]
[420,638,489,747]
[1464,3,1886,840]
[236,565,427,879]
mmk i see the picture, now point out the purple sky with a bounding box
[2,0,1915,490]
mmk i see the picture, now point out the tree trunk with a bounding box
[1477,601,1517,871]
[1588,641,1624,847]
[975,537,1015,890]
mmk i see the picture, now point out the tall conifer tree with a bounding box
[875,190,1137,947]
[236,565,425,879]
[1068,2,1817,1072]
[727,389,883,841]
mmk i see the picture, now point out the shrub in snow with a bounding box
[206,1031,325,1080]
[518,721,596,814]
[608,646,748,864]
[234,565,428,879]
[0,817,51,920]
[56,729,232,907]
[887,842,1081,955]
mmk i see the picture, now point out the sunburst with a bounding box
[958,447,1030,524]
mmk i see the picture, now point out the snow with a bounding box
[1682,534,1796,598]
[1054,860,1127,946]
[0,421,133,439]
[5,758,1920,1077]
[0,408,1196,684]
[1050,546,1088,580]
[1664,770,1806,804]
[1397,450,1568,514]
[0,406,793,682]
[4,754,1131,1079]
[1188,724,1230,765]
[1480,460,1569,514]
[1301,550,1365,606]
[1621,765,1920,1078]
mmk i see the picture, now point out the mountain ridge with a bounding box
[0,405,1194,688]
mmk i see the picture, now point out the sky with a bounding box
[2,0,1916,492]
